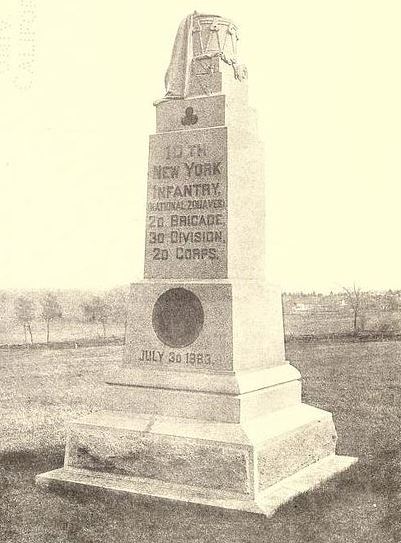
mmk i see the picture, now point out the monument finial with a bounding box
[164,12,247,100]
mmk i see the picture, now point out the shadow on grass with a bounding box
[268,450,401,543]
[0,448,63,471]
[1,446,400,543]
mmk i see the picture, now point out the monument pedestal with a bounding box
[37,405,355,516]
[37,12,357,516]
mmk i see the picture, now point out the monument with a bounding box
[37,12,357,515]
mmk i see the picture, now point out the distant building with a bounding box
[293,303,310,312]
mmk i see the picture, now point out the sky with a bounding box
[1,0,401,293]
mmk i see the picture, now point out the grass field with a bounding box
[0,341,400,542]
[0,319,125,347]
[284,309,401,337]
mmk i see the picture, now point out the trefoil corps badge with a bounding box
[181,107,198,126]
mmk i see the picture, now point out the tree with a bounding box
[343,284,364,334]
[80,300,97,323]
[94,296,109,338]
[81,295,110,338]
[40,292,62,344]
[383,290,400,312]
[14,296,35,344]
[106,287,129,343]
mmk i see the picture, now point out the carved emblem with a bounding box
[152,288,204,348]
[181,107,198,126]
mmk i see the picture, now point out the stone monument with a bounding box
[37,12,357,515]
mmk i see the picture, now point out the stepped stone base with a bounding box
[36,454,356,517]
[36,406,356,515]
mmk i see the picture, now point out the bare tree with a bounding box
[14,296,35,344]
[80,300,97,323]
[343,284,364,334]
[383,290,400,312]
[106,287,129,343]
[81,295,110,338]
[40,292,63,344]
[94,296,109,338]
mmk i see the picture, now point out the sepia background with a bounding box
[1,0,401,293]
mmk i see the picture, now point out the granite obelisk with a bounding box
[37,13,357,515]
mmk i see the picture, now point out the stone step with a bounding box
[105,377,301,423]
[68,403,329,446]
[106,363,301,395]
[36,454,357,517]
[62,404,337,497]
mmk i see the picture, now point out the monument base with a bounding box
[36,407,356,516]
[36,454,356,517]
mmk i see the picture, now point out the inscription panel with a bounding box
[145,127,228,280]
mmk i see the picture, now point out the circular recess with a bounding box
[152,288,204,348]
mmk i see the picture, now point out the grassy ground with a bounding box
[0,320,125,346]
[0,341,400,542]
[284,309,401,337]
